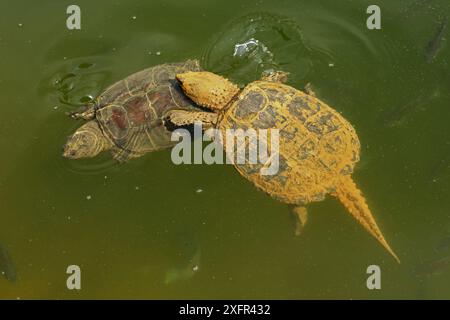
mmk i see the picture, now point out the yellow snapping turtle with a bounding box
[168,71,400,263]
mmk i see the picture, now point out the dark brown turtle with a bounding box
[63,60,201,161]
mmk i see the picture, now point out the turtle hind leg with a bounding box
[292,206,308,236]
[69,104,96,120]
[333,175,401,263]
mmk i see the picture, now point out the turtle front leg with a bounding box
[292,206,308,236]
[69,104,96,120]
[261,70,290,83]
[166,110,218,128]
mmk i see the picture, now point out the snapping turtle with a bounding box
[63,60,202,161]
[168,71,400,263]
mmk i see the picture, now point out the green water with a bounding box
[0,0,450,299]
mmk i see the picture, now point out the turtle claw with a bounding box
[68,107,95,120]
[68,111,81,119]
[261,70,289,83]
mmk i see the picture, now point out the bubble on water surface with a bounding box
[79,95,94,104]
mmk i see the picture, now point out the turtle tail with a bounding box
[333,175,400,263]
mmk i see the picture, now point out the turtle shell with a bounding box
[219,80,360,205]
[94,60,201,160]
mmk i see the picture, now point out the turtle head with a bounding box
[176,71,240,112]
[63,121,110,159]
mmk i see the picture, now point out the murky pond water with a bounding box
[0,0,449,299]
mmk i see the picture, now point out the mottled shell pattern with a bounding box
[219,80,361,205]
[94,60,201,160]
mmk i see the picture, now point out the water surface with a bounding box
[0,0,449,299]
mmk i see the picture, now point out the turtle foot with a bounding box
[68,109,95,120]
[261,70,289,83]
[292,206,308,236]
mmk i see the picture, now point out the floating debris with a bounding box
[233,38,261,57]
[196,188,203,194]
[132,16,137,20]
[156,51,161,56]
[135,186,140,191]
[18,23,23,27]
[86,195,92,200]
